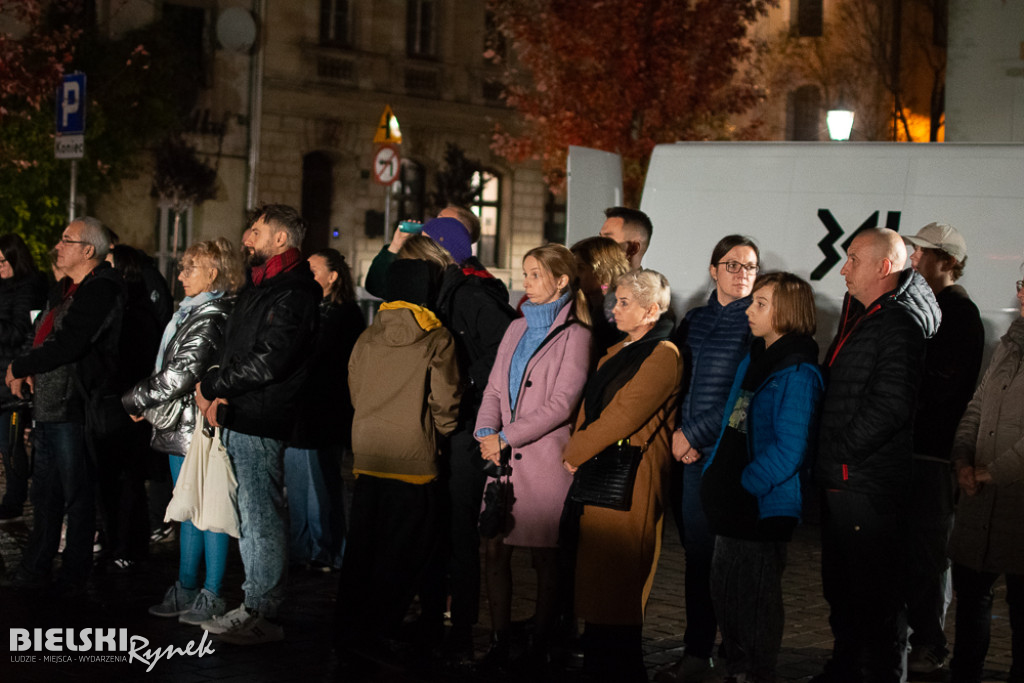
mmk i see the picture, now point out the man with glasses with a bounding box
[2,217,123,596]
[900,223,985,674]
[813,228,941,683]
[194,204,321,644]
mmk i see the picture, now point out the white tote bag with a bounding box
[164,426,241,538]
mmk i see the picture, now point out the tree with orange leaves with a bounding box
[487,0,777,205]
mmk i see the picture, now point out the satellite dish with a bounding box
[216,8,258,53]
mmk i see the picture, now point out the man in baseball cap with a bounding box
[901,222,985,674]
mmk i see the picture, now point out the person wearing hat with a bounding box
[902,222,985,674]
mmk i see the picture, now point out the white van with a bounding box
[566,142,1024,360]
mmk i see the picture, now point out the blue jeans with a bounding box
[168,454,229,595]
[223,429,288,618]
[950,565,1024,683]
[19,421,94,587]
[283,446,344,567]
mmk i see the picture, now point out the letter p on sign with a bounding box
[56,74,86,135]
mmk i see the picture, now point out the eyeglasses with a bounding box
[718,260,759,274]
[177,263,198,275]
[59,236,88,246]
[1017,280,1023,293]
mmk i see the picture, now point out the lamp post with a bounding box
[827,109,855,141]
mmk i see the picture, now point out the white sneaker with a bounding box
[201,604,252,634]
[216,612,284,645]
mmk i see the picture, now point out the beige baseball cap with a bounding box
[903,223,967,262]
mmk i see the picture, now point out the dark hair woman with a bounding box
[661,234,760,682]
[0,234,47,520]
[562,269,682,681]
[700,272,823,682]
[123,238,244,622]
[284,248,365,569]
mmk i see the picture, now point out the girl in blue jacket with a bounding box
[700,272,824,683]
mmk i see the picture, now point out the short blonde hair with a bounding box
[616,269,671,317]
[182,238,246,294]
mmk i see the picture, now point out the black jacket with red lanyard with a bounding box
[815,268,940,497]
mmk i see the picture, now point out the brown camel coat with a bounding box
[563,338,683,625]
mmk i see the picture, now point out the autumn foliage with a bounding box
[488,0,777,204]
[0,0,80,119]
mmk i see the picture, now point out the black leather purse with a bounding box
[570,404,672,512]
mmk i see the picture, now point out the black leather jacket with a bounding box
[815,269,941,496]
[199,260,321,440]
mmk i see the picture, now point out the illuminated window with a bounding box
[471,171,501,267]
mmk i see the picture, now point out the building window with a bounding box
[787,85,821,141]
[472,170,501,267]
[154,203,193,289]
[320,0,350,47]
[302,152,333,253]
[543,192,566,245]
[406,0,436,58]
[396,159,425,224]
[792,0,823,38]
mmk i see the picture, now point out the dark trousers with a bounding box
[423,427,487,630]
[820,490,907,683]
[0,408,29,509]
[905,458,954,658]
[678,459,718,658]
[711,536,787,681]
[336,475,443,644]
[94,420,151,561]
[950,565,1024,683]
[19,421,94,587]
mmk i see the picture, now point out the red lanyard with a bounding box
[828,301,882,367]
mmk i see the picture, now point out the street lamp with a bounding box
[827,109,855,141]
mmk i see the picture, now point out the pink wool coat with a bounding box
[475,302,593,547]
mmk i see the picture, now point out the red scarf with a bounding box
[34,279,80,348]
[250,248,302,286]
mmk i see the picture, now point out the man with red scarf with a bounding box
[2,217,123,596]
[194,204,321,644]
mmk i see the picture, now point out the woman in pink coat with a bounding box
[475,243,593,668]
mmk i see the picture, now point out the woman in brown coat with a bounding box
[947,276,1024,683]
[563,269,683,682]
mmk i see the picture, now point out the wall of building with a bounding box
[946,0,1024,142]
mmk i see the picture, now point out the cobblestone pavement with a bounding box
[0,468,1012,682]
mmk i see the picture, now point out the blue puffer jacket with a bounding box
[675,292,752,456]
[704,352,824,520]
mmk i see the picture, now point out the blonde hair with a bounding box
[182,238,246,294]
[524,243,591,326]
[398,234,456,269]
[570,236,631,290]
[615,269,671,320]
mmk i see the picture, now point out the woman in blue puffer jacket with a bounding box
[701,272,824,683]
[660,235,760,683]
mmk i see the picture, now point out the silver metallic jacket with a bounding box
[122,295,234,455]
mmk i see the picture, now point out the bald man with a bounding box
[813,228,941,683]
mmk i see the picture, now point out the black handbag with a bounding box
[478,443,515,538]
[570,403,672,512]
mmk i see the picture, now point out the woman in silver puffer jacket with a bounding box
[122,238,245,626]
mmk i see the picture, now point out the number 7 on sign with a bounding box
[372,146,400,186]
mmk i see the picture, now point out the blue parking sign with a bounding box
[56,73,86,135]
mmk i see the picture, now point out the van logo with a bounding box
[810,210,901,280]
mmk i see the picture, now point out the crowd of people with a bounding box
[0,203,1021,683]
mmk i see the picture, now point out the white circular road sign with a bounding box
[372,145,401,185]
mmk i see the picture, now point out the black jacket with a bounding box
[435,262,516,420]
[11,263,124,422]
[0,271,48,402]
[913,284,984,460]
[815,269,941,496]
[290,299,365,450]
[200,260,321,440]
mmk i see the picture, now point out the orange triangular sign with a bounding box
[373,105,402,144]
